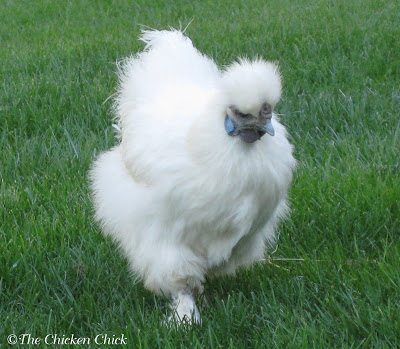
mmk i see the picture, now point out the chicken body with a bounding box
[90,30,296,323]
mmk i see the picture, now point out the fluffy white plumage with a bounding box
[90,30,296,324]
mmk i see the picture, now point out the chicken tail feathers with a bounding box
[115,29,218,129]
[139,29,194,51]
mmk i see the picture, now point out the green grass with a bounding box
[1,0,399,347]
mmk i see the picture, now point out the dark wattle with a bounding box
[239,129,261,143]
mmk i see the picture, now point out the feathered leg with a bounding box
[168,288,201,325]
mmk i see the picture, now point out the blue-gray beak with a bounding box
[264,119,275,136]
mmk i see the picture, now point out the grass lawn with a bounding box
[1,0,399,347]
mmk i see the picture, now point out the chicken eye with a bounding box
[261,103,272,115]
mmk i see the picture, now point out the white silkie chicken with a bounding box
[90,30,296,324]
